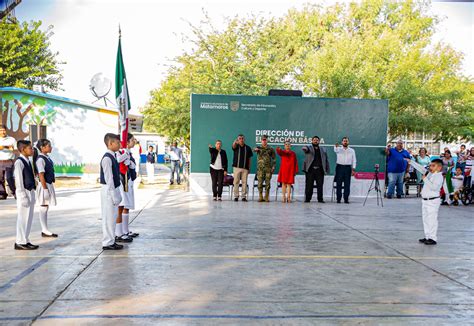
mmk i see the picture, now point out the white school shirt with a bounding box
[101,150,119,192]
[333,146,357,169]
[420,172,443,198]
[210,152,223,170]
[36,154,52,174]
[0,136,16,160]
[451,175,464,190]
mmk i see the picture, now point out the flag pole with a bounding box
[117,24,129,192]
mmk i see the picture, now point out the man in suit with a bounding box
[302,136,330,203]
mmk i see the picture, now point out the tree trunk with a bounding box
[10,100,33,140]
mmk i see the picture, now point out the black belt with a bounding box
[423,197,439,201]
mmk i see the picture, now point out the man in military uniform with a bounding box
[254,135,276,202]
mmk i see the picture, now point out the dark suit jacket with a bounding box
[209,148,228,172]
[302,144,330,174]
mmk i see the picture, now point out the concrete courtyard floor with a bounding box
[0,186,473,325]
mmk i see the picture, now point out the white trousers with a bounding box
[101,186,118,246]
[146,163,155,183]
[16,190,36,244]
[119,180,135,210]
[422,198,440,241]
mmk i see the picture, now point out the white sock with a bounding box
[122,213,130,234]
[115,223,123,237]
[39,206,52,235]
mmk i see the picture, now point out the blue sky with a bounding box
[13,0,474,111]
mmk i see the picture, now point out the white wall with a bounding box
[48,106,118,172]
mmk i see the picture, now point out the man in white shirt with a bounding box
[334,137,357,203]
[418,159,444,245]
[0,125,16,199]
[169,142,183,185]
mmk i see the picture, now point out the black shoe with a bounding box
[170,181,174,185]
[0,196,7,200]
[42,232,58,238]
[103,243,124,250]
[26,243,39,249]
[113,243,124,249]
[337,200,341,204]
[396,195,402,199]
[318,200,325,203]
[177,182,181,185]
[425,239,437,245]
[386,195,392,199]
[344,200,350,204]
[217,197,222,201]
[234,198,239,202]
[213,197,217,201]
[418,238,427,243]
[14,243,35,250]
[440,202,449,206]
[242,198,247,202]
[453,201,459,206]
[128,232,139,238]
[304,200,310,203]
[115,235,133,243]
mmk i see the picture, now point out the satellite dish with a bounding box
[89,73,113,106]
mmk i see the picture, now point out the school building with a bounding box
[0,87,149,175]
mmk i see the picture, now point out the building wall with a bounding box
[1,87,119,174]
[48,106,118,173]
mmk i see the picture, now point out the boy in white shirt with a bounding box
[418,159,444,245]
[100,133,123,250]
[14,140,38,250]
[451,167,464,206]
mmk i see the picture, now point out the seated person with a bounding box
[451,167,464,205]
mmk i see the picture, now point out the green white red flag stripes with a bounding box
[115,28,131,176]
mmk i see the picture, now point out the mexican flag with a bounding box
[445,164,454,194]
[115,29,130,176]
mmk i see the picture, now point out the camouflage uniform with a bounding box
[256,146,276,198]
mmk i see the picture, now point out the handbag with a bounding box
[223,174,234,186]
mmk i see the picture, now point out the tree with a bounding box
[144,1,473,144]
[0,20,63,90]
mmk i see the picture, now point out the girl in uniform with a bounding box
[34,139,58,237]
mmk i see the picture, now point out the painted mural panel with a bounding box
[1,88,119,174]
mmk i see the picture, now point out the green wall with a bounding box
[191,94,388,174]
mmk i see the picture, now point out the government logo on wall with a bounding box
[230,101,240,111]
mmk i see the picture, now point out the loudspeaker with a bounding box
[268,89,303,97]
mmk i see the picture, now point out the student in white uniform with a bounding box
[100,133,123,250]
[418,159,444,245]
[115,133,139,243]
[14,140,38,250]
[34,139,58,237]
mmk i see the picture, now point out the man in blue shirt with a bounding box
[385,140,411,198]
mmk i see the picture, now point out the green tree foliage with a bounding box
[144,0,473,145]
[0,20,63,90]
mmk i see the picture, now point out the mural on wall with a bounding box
[1,93,57,140]
[1,92,84,174]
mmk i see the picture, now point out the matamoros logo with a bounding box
[200,102,229,110]
[199,100,276,112]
